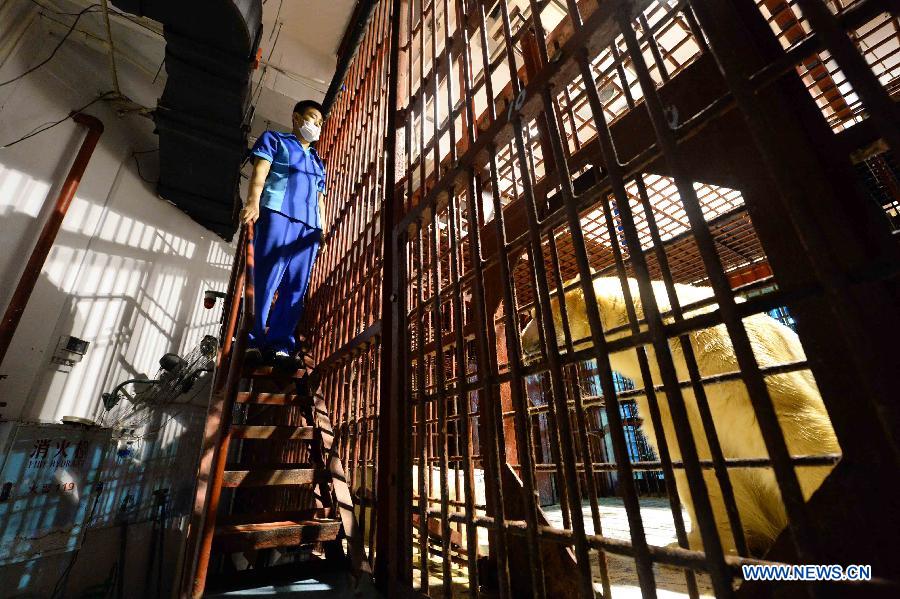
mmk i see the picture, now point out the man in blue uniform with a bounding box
[240,100,327,370]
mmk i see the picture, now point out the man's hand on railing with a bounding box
[240,201,260,225]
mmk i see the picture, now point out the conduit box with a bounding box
[0,422,109,565]
[50,336,90,373]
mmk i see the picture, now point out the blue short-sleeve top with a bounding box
[250,130,326,229]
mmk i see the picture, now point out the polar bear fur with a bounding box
[520,276,839,555]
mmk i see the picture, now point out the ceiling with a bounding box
[253,0,357,131]
[28,0,357,132]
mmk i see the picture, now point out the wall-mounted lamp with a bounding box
[203,290,227,310]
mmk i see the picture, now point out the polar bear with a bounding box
[520,275,839,555]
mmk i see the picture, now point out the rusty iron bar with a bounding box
[792,0,900,153]
[214,226,247,392]
[375,5,403,582]
[0,113,104,369]
[446,193,480,595]
[460,3,516,596]
[496,0,593,593]
[427,206,453,595]
[575,52,706,597]
[523,2,670,596]
[545,230,615,598]
[190,224,255,598]
[620,11,827,595]
[413,226,431,595]
[630,172,751,559]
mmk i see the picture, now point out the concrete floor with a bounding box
[414,497,719,598]
[544,498,717,599]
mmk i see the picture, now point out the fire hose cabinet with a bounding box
[0,422,110,565]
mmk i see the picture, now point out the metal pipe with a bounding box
[0,113,103,369]
[190,224,255,599]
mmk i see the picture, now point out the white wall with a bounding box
[0,5,236,595]
[0,1,234,424]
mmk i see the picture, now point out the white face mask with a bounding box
[299,119,321,143]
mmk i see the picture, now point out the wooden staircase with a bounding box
[180,226,368,598]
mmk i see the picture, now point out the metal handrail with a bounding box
[186,223,255,598]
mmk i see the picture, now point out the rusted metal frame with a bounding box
[506,209,772,326]
[638,13,672,81]
[191,225,255,598]
[377,0,408,586]
[418,0,428,209]
[471,516,865,576]
[466,92,515,582]
[734,0,900,461]
[348,353,364,520]
[471,159,524,599]
[760,0,856,130]
[533,453,843,472]
[545,231,614,598]
[398,0,654,233]
[621,11,828,584]
[456,11,517,595]
[431,0,442,202]
[404,30,461,121]
[633,168,757,560]
[495,2,567,596]
[444,1,479,590]
[562,85,584,153]
[609,40,637,106]
[365,350,379,562]
[569,284,815,365]
[445,193,479,597]
[792,0,900,151]
[316,223,380,303]
[412,226,431,594]
[444,0,459,171]
[426,204,454,593]
[214,227,247,392]
[500,4,593,597]
[574,87,704,599]
[356,352,372,564]
[685,0,900,574]
[526,245,572,531]
[526,5,670,598]
[623,180,751,562]
[519,74,571,526]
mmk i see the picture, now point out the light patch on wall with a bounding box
[0,165,52,217]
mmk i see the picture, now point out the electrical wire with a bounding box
[132,148,158,184]
[48,481,105,599]
[0,3,99,88]
[27,0,162,37]
[0,91,115,149]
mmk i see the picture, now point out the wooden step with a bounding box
[213,518,341,552]
[230,425,315,440]
[222,466,317,487]
[235,391,305,405]
[242,365,312,379]
[217,509,318,526]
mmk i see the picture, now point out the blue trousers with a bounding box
[249,208,321,353]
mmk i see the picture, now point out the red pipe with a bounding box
[0,113,104,368]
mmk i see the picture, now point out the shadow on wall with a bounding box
[0,186,232,423]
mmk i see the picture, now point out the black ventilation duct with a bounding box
[112,0,263,240]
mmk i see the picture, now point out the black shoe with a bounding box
[244,347,263,368]
[272,350,299,372]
